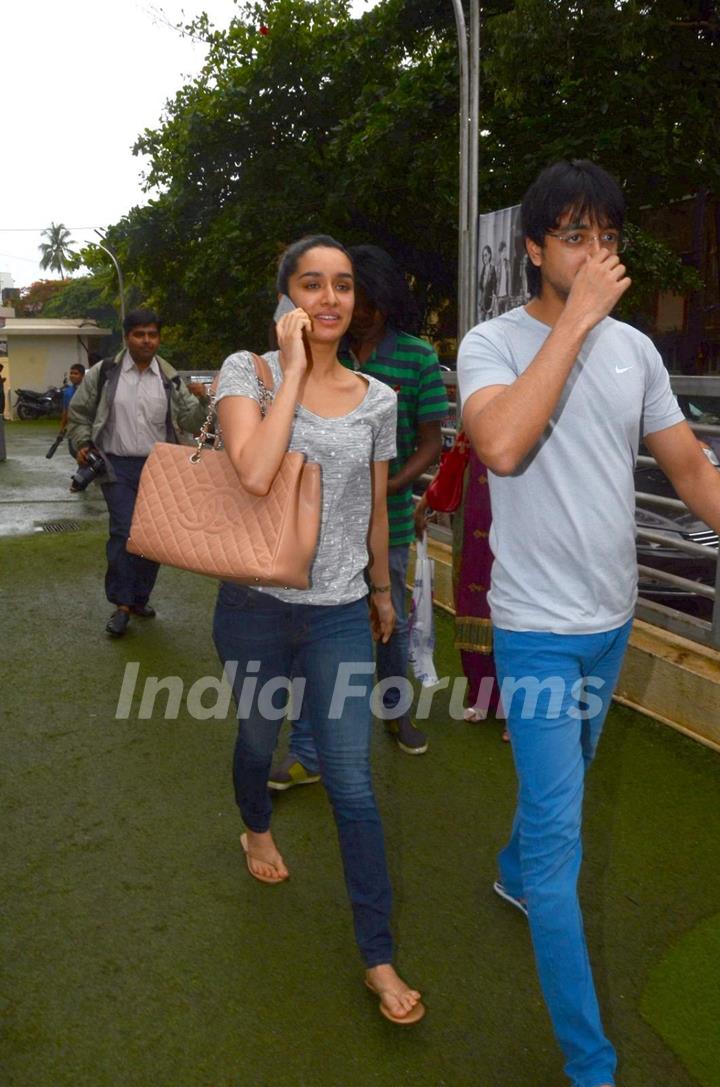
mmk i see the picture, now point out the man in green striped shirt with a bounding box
[270,246,449,789]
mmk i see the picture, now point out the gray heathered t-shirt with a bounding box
[457,307,685,635]
[215,350,397,605]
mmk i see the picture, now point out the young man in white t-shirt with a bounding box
[458,159,720,1087]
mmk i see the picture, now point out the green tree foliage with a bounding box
[100,0,719,364]
[481,0,720,210]
[16,276,123,352]
[41,276,121,332]
[17,279,67,316]
[38,223,80,279]
[480,0,718,322]
[97,0,461,364]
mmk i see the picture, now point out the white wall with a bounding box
[3,337,87,419]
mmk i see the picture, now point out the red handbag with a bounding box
[424,431,470,513]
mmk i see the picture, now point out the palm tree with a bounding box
[39,222,79,278]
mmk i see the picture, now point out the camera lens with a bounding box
[70,450,107,492]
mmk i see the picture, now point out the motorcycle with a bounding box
[14,384,66,420]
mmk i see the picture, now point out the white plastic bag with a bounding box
[408,532,439,687]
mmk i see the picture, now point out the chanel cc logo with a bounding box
[175,484,243,534]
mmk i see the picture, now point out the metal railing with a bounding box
[424,373,720,648]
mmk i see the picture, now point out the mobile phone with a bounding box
[273,294,296,323]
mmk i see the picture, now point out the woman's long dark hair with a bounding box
[348,245,421,336]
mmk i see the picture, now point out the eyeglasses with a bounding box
[545,229,624,252]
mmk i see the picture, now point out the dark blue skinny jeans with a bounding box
[212,583,393,967]
[288,543,411,772]
[100,454,159,608]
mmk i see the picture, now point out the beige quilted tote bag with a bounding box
[126,354,321,589]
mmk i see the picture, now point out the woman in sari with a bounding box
[416,435,507,737]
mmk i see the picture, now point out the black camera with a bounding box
[70,448,107,492]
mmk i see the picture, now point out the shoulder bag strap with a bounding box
[250,352,275,418]
[192,351,276,459]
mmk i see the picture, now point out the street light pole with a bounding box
[468,1,480,330]
[93,231,126,333]
[451,0,470,341]
[451,0,481,342]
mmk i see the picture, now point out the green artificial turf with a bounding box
[1,526,719,1087]
[641,915,720,1087]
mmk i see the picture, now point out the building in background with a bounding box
[640,194,719,375]
[0,318,111,419]
[0,271,15,298]
[1,274,19,361]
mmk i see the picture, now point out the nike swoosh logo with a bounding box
[615,366,633,373]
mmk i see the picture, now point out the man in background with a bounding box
[0,362,6,461]
[68,308,208,638]
[60,363,85,432]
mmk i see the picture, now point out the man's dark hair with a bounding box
[70,363,86,375]
[521,160,625,297]
[123,307,162,334]
[276,234,351,295]
[348,245,421,336]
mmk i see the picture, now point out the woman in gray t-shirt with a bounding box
[212,235,425,1026]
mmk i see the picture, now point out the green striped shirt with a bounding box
[343,330,449,546]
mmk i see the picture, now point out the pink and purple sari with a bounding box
[452,450,501,717]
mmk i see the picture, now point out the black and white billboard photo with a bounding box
[476,203,532,323]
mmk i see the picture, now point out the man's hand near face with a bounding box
[186,381,208,399]
[563,249,632,334]
[463,248,632,476]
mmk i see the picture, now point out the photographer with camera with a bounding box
[67,308,209,637]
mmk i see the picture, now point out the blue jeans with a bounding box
[100,454,160,608]
[492,620,632,1087]
[212,584,393,967]
[289,544,410,773]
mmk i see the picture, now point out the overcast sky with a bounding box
[1,0,378,292]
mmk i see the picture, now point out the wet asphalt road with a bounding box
[0,420,106,537]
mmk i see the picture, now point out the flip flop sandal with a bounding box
[240,833,288,885]
[364,978,426,1025]
[493,879,528,916]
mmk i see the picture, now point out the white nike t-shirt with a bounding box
[457,307,685,634]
